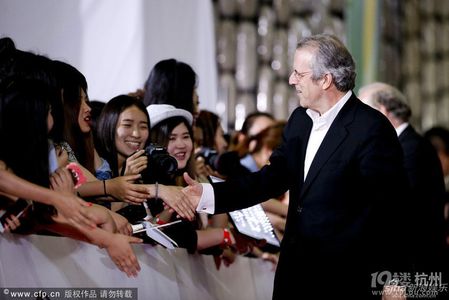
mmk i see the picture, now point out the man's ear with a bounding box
[379,105,389,116]
[321,73,332,90]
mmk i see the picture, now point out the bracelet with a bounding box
[155,181,158,199]
[102,180,107,196]
[222,228,233,247]
[155,214,167,225]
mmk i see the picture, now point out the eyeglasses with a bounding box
[292,70,311,81]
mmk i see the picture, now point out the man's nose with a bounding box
[288,72,296,85]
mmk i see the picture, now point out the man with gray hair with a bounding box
[358,82,411,126]
[359,82,447,278]
[182,34,411,299]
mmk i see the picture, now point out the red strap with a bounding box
[221,228,232,247]
[155,215,167,225]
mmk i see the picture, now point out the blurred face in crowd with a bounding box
[214,124,228,154]
[248,116,275,137]
[115,105,149,160]
[167,121,193,169]
[289,47,325,112]
[192,89,200,120]
[246,115,275,153]
[78,89,92,133]
[193,126,204,148]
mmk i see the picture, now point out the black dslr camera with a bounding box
[117,144,177,225]
[196,147,220,170]
[196,148,250,177]
[141,143,178,184]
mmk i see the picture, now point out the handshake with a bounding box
[159,172,205,221]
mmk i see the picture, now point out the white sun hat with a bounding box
[146,104,193,128]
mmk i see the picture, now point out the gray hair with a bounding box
[359,82,411,122]
[297,34,356,92]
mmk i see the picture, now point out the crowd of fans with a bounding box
[0,37,286,277]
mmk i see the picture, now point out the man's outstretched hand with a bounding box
[156,184,196,221]
[182,172,203,209]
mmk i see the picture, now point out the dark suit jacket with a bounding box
[398,125,447,271]
[213,94,410,299]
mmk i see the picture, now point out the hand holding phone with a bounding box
[0,199,31,233]
[66,163,86,188]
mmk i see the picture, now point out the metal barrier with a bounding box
[0,234,274,300]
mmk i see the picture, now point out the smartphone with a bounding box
[0,199,31,233]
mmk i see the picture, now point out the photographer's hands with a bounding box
[123,149,148,176]
[194,156,209,178]
[195,155,226,179]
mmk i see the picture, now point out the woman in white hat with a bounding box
[147,104,237,263]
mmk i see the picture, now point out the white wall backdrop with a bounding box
[0,0,218,111]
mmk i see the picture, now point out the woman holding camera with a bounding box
[50,61,158,208]
[146,104,242,265]
[95,95,195,220]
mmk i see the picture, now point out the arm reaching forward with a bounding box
[0,165,96,229]
[145,183,197,221]
[182,172,204,210]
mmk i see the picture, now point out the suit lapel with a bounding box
[299,96,357,199]
[398,124,413,143]
[297,116,313,185]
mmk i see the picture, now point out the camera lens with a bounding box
[140,144,178,184]
[196,147,219,170]
[153,153,178,175]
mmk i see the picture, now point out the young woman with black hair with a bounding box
[0,78,142,277]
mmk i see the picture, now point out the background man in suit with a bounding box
[359,82,448,283]
[183,34,410,299]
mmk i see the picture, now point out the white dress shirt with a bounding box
[395,122,409,137]
[196,90,352,213]
[303,91,351,180]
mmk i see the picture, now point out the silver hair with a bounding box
[297,34,356,92]
[359,82,411,122]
